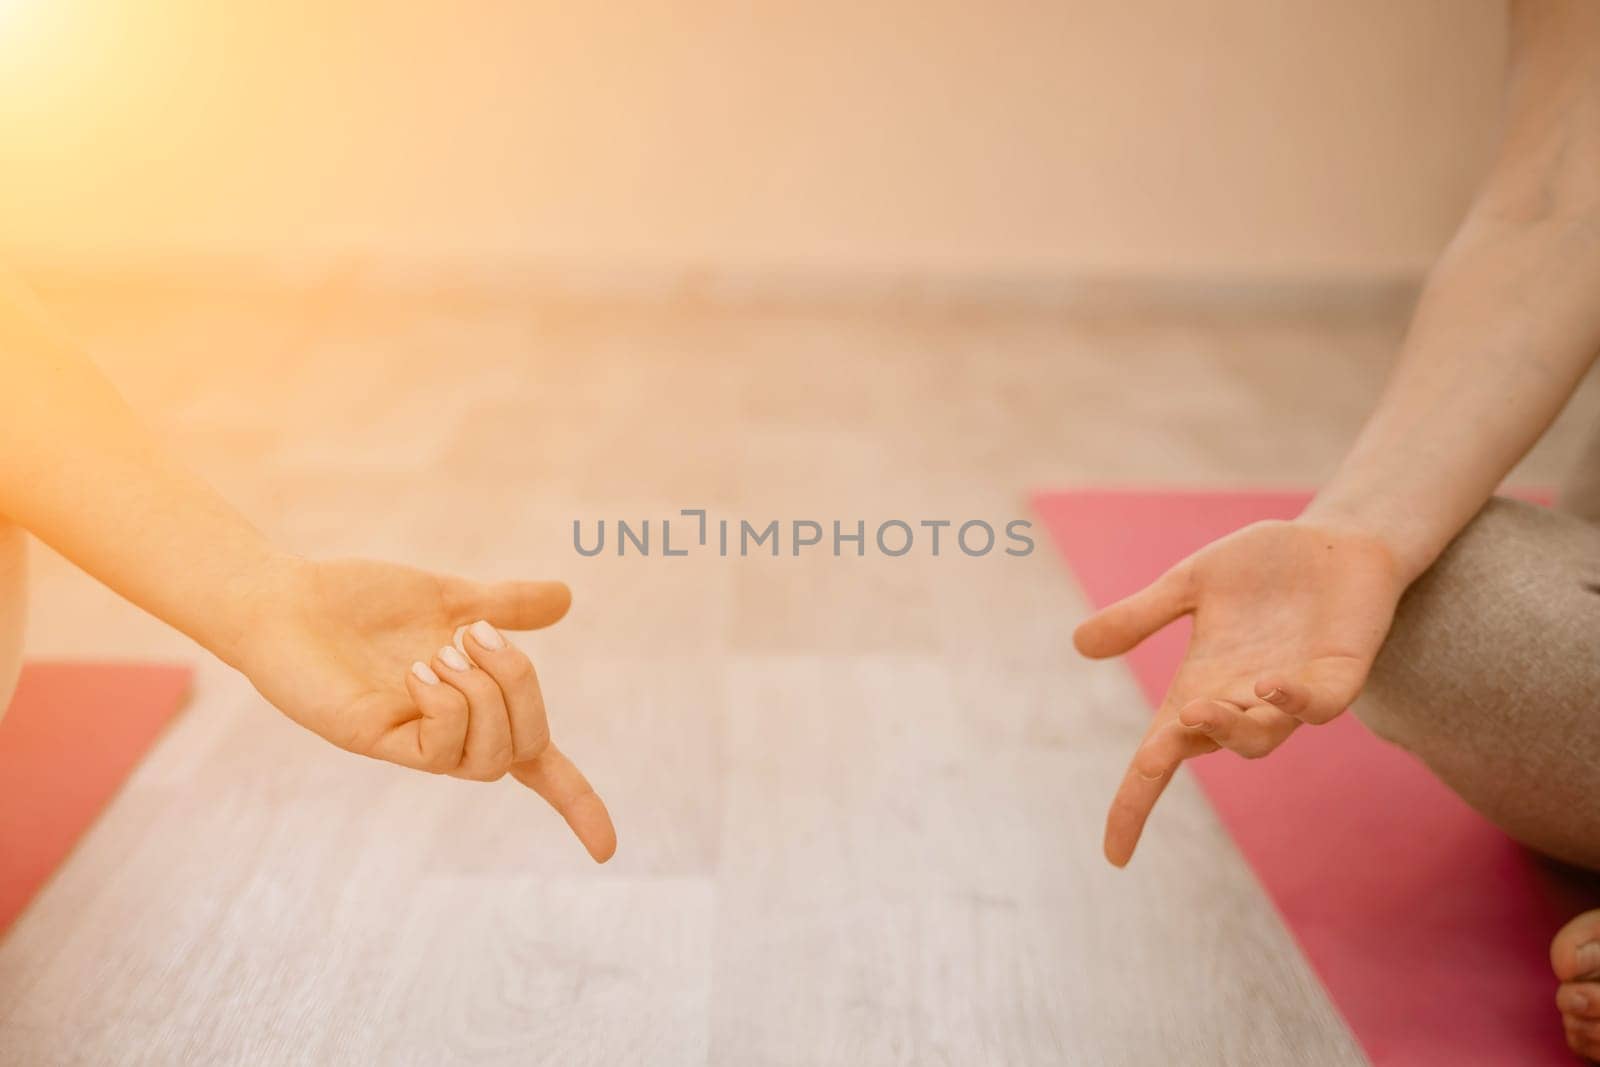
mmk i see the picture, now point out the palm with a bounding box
[1177,521,1398,710]
[241,560,462,750]
[229,556,614,862]
[1075,520,1404,865]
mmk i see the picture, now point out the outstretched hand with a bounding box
[1073,519,1404,866]
[235,558,615,862]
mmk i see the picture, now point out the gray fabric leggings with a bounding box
[1353,443,1600,872]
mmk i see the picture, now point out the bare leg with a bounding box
[1350,496,1600,1057]
[1353,496,1600,871]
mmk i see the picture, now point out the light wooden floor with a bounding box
[3,272,1598,1065]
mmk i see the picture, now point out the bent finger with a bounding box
[1255,656,1368,725]
[510,742,617,863]
[1177,698,1299,759]
[434,643,514,780]
[1132,717,1218,780]
[461,620,550,762]
[372,664,470,773]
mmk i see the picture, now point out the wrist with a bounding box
[1298,491,1439,587]
[207,549,312,673]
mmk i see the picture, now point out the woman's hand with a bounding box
[231,557,616,862]
[1073,520,1404,866]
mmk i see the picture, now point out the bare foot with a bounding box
[1552,909,1600,1059]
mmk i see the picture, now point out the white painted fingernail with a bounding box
[438,646,470,672]
[412,661,440,685]
[469,619,505,650]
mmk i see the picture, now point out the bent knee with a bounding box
[1356,496,1600,748]
[1349,677,1419,750]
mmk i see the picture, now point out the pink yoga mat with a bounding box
[0,661,192,935]
[1035,488,1597,1067]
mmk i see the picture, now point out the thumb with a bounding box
[455,579,572,631]
[1073,562,1193,659]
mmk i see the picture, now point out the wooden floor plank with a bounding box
[11,274,1598,1063]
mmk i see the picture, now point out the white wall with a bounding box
[0,0,1505,281]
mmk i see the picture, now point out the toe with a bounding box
[1566,1015,1600,1060]
[1552,910,1600,982]
[1560,982,1600,1020]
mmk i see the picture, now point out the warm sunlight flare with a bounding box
[0,0,56,90]
[0,4,28,71]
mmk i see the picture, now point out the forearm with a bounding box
[0,269,293,667]
[1304,0,1600,583]
[1305,215,1600,580]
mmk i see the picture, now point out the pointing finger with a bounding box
[510,743,617,863]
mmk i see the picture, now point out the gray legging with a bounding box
[1354,440,1600,872]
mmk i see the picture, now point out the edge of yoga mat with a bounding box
[1032,487,1592,1067]
[0,661,193,936]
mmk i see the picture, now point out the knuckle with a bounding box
[489,741,514,771]
[458,759,508,783]
[338,723,378,756]
[426,686,470,715]
[496,652,536,686]
[513,728,551,764]
[469,742,515,782]
[422,747,457,774]
[449,669,497,701]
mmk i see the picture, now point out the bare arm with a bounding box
[1305,0,1600,582]
[0,268,290,669]
[0,271,615,861]
[1077,0,1600,866]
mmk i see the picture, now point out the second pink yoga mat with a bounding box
[0,661,192,936]
[1035,488,1594,1067]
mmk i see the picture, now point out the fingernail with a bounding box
[1579,942,1600,974]
[1262,688,1285,705]
[438,645,470,672]
[412,661,440,685]
[469,619,505,650]
[1562,988,1589,1014]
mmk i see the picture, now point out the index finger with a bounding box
[1104,760,1175,868]
[1104,712,1217,866]
[509,742,617,863]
